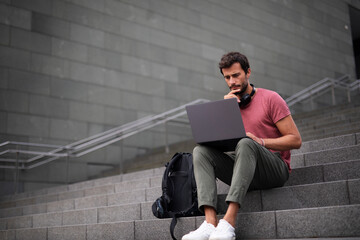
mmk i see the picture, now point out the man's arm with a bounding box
[247,115,302,151]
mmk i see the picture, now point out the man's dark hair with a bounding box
[218,52,250,75]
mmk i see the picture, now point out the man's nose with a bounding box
[229,77,236,85]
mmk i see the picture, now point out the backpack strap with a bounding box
[190,161,197,200]
[169,200,201,240]
[169,211,189,240]
[169,214,178,240]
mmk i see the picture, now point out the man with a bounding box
[182,52,302,240]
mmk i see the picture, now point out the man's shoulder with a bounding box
[257,88,287,105]
[257,88,280,97]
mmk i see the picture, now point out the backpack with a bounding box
[152,152,203,240]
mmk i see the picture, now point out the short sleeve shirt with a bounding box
[240,88,291,169]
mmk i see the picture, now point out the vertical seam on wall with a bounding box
[346,180,352,205]
[274,210,278,239]
[139,203,142,221]
[133,220,136,240]
[355,133,359,145]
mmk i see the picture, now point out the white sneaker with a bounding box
[182,220,216,240]
[209,219,235,240]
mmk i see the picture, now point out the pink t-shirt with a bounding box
[240,88,291,170]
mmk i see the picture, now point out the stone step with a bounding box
[296,111,360,130]
[216,158,360,193]
[0,152,359,217]
[298,121,360,138]
[0,178,358,230]
[0,129,358,239]
[302,130,360,143]
[244,239,360,240]
[137,204,360,240]
[0,182,162,219]
[222,178,359,214]
[291,133,359,154]
[2,139,358,209]
[295,109,360,128]
[0,174,163,210]
[286,159,360,186]
[0,186,161,222]
[0,204,359,239]
[1,158,358,219]
[0,167,164,205]
[291,144,360,169]
[299,122,360,139]
[237,204,360,239]
[144,177,360,220]
[0,135,358,221]
[293,106,360,141]
[0,133,358,205]
[293,105,360,124]
[0,167,164,202]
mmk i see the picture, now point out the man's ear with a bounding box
[246,68,251,77]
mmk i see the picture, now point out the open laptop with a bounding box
[185,98,247,152]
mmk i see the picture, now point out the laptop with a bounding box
[185,98,247,152]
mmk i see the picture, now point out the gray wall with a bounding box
[0,0,358,192]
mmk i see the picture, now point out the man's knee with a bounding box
[193,145,208,164]
[193,145,203,155]
[236,137,257,151]
[193,145,203,158]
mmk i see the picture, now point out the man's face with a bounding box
[222,62,251,95]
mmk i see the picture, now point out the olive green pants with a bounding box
[193,138,289,211]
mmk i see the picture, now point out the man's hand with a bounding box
[246,115,302,151]
[224,89,241,102]
[246,132,264,146]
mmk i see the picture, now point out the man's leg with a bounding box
[222,202,239,227]
[213,138,289,227]
[204,206,218,227]
[182,145,232,240]
[192,145,235,215]
[184,139,288,240]
[206,138,288,240]
[182,145,240,240]
[224,138,289,213]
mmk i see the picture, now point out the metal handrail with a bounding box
[349,79,360,91]
[1,75,359,171]
[0,99,209,170]
[285,75,353,107]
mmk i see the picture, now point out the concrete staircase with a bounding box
[293,103,360,141]
[0,132,359,239]
[110,103,360,175]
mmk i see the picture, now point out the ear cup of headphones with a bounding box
[239,84,255,107]
[239,94,251,106]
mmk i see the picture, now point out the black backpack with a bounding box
[152,152,203,240]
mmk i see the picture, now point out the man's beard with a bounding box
[230,81,248,96]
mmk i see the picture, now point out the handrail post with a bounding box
[120,140,124,174]
[14,151,19,195]
[331,86,336,105]
[66,149,70,184]
[310,96,314,110]
[165,121,169,154]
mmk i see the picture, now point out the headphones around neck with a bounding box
[238,84,256,107]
